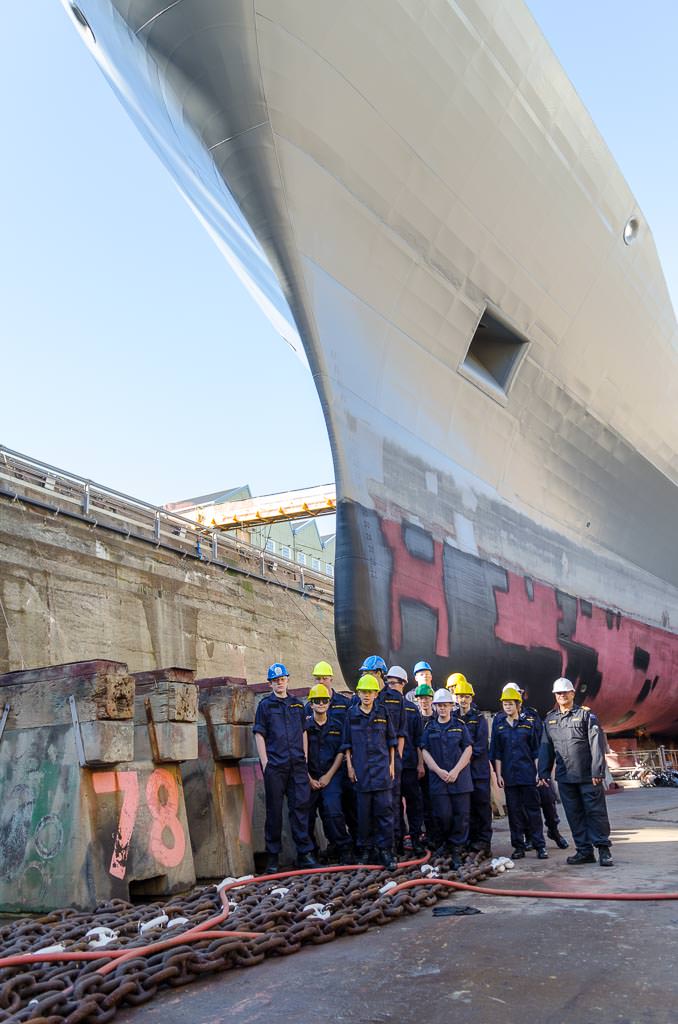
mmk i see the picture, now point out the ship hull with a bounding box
[70,0,678,732]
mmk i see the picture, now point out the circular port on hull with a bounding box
[623,217,640,245]
[68,4,96,45]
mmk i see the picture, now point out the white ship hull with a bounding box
[68,0,678,732]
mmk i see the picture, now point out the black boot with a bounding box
[264,855,279,874]
[537,848,549,860]
[566,850,596,865]
[339,846,356,865]
[511,848,526,859]
[379,848,397,871]
[412,839,427,856]
[598,847,614,867]
[547,829,570,849]
[450,849,462,870]
[297,851,319,870]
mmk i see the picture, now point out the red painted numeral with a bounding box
[92,771,140,880]
[146,768,186,868]
[93,768,186,877]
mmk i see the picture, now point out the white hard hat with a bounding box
[552,677,575,694]
[386,665,408,684]
[433,688,455,704]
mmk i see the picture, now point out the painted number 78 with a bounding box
[92,768,186,879]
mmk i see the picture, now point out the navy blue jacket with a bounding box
[539,705,607,783]
[456,705,490,782]
[341,704,397,792]
[490,713,540,786]
[253,692,308,767]
[305,714,344,778]
[420,718,473,796]
[401,703,423,770]
[377,686,407,743]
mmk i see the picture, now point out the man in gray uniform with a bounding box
[538,678,613,867]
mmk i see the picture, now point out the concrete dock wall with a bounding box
[0,495,338,684]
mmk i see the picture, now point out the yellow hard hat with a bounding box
[453,678,475,696]
[312,661,333,677]
[356,673,380,692]
[500,684,523,703]
[308,683,331,700]
[446,672,468,691]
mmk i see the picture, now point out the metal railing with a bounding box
[607,747,678,775]
[0,445,334,600]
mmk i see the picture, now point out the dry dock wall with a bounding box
[0,496,338,683]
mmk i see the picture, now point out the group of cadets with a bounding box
[253,658,611,873]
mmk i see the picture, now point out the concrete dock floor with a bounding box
[118,787,678,1024]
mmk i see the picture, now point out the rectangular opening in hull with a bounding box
[460,309,528,402]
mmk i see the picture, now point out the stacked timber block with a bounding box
[182,677,269,879]
[0,662,297,911]
[0,661,197,911]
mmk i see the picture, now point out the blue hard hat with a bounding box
[413,661,432,674]
[267,662,289,681]
[359,655,387,673]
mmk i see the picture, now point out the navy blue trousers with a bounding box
[263,762,313,855]
[356,789,393,851]
[341,770,358,843]
[431,790,471,849]
[538,779,560,832]
[309,774,352,851]
[391,762,403,846]
[558,781,611,854]
[468,779,493,847]
[420,768,440,847]
[400,767,425,842]
[505,784,545,851]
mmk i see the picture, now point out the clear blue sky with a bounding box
[1,2,675,505]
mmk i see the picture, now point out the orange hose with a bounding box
[0,934,262,970]
[388,876,678,901]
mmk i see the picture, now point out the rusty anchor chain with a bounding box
[0,852,493,1024]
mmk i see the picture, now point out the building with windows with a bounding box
[165,485,335,578]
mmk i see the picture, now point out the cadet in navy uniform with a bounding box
[515,685,569,850]
[253,663,318,873]
[539,677,613,867]
[382,666,426,855]
[379,666,407,852]
[490,684,547,860]
[305,683,354,863]
[451,676,493,856]
[400,688,426,855]
[420,688,473,869]
[306,659,357,844]
[342,673,397,869]
[413,682,438,849]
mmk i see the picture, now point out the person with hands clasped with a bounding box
[490,684,547,861]
[420,688,474,869]
[341,673,398,869]
[305,683,354,863]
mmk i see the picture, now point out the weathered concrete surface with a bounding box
[118,788,678,1024]
[0,496,338,683]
